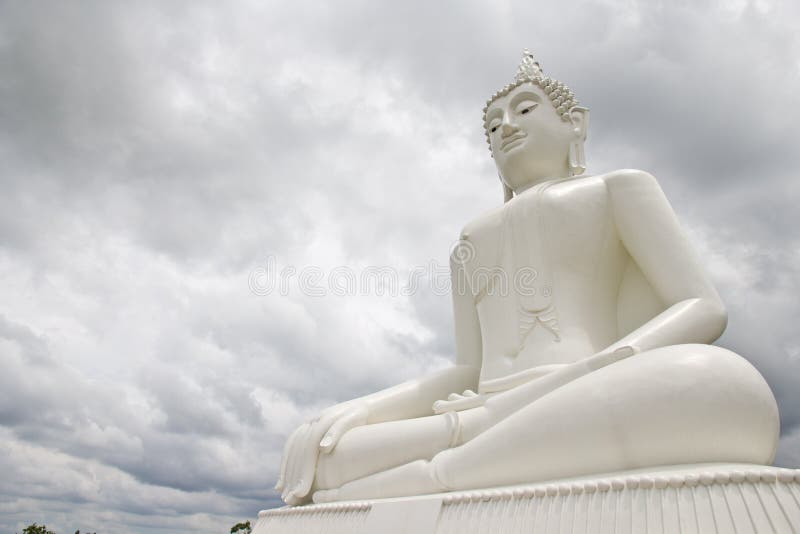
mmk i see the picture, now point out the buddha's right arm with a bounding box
[277,250,483,503]
[358,253,483,423]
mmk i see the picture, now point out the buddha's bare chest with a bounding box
[461,177,624,374]
[462,178,617,286]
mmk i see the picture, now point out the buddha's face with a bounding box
[485,82,585,191]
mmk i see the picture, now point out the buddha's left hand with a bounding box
[433,390,487,413]
[435,347,640,417]
[432,362,569,413]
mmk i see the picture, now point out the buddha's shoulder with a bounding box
[458,203,506,240]
[599,169,660,191]
[552,170,660,193]
[547,170,663,203]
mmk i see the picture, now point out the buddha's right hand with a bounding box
[275,400,369,505]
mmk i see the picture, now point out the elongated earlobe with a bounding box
[568,141,586,176]
[567,106,588,176]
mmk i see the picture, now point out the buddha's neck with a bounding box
[513,169,590,196]
[514,174,570,195]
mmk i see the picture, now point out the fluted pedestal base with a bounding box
[254,464,800,533]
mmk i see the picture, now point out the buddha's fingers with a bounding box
[282,422,311,502]
[320,404,369,454]
[276,424,304,492]
[433,393,486,414]
[281,424,303,496]
[283,489,305,506]
[292,415,336,499]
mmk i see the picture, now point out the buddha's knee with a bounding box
[613,344,779,465]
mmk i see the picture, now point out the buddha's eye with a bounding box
[517,102,538,115]
[488,119,501,133]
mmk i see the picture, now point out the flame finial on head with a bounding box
[514,49,543,82]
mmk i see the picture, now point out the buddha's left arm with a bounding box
[463,174,727,424]
[604,169,727,352]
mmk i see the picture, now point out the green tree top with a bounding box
[20,524,56,534]
[230,520,252,534]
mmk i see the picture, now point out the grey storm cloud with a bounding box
[0,1,799,532]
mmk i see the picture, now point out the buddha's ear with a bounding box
[569,107,589,140]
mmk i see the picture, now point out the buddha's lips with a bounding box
[501,133,527,151]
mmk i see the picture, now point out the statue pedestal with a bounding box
[254,464,800,533]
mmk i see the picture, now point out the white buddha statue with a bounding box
[274,50,779,506]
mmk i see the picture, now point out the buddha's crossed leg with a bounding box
[313,345,778,503]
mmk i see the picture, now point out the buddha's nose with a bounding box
[500,115,518,136]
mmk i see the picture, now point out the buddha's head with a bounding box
[483,51,588,200]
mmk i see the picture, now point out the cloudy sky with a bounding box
[1,0,799,532]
